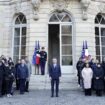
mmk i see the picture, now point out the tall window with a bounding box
[49,12,73,66]
[95,13,105,61]
[13,13,27,63]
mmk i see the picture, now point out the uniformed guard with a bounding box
[40,47,47,75]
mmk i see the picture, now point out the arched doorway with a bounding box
[48,11,73,73]
[13,13,27,63]
[95,13,105,62]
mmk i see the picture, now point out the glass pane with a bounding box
[57,13,64,20]
[21,46,26,56]
[100,17,105,24]
[102,47,105,55]
[22,17,27,24]
[14,37,20,45]
[62,25,72,34]
[101,28,105,36]
[101,37,105,45]
[97,14,102,23]
[21,37,26,46]
[95,27,99,36]
[18,14,24,22]
[15,14,26,24]
[62,14,71,22]
[96,56,101,62]
[96,46,100,55]
[95,17,99,24]
[21,56,26,59]
[15,28,20,37]
[95,37,100,45]
[13,56,19,64]
[15,17,20,24]
[62,46,72,55]
[49,14,59,22]
[62,56,72,65]
[62,36,72,44]
[14,47,19,56]
[102,56,105,61]
[22,27,26,35]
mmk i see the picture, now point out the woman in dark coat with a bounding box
[101,58,105,92]
[76,58,85,86]
[0,61,4,97]
[5,63,15,97]
[93,63,104,96]
[15,59,21,90]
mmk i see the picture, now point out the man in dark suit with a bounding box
[49,58,61,97]
[17,59,28,94]
[40,47,47,75]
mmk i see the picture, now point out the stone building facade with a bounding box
[0,0,105,74]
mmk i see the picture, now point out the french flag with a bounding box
[32,41,40,65]
[36,40,40,65]
[81,40,90,60]
[85,40,89,58]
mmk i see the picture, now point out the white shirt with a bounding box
[53,64,57,68]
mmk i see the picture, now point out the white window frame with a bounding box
[12,16,27,60]
[95,24,105,61]
[48,13,73,66]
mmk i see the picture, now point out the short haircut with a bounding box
[42,47,45,49]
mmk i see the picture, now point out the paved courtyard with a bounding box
[0,89,105,105]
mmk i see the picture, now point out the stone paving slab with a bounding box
[0,90,105,105]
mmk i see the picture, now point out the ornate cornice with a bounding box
[49,0,70,12]
[11,0,105,21]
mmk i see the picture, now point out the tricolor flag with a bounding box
[81,41,85,59]
[81,40,90,60]
[32,41,40,65]
[85,40,89,57]
[32,41,37,65]
[36,40,40,65]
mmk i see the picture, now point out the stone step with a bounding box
[29,74,79,90]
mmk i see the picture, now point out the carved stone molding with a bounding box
[31,0,43,20]
[50,0,70,12]
[80,0,91,20]
[98,3,105,13]
[15,0,22,13]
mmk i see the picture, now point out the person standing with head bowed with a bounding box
[17,59,28,94]
[49,58,61,97]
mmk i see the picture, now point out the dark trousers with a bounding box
[25,81,29,91]
[96,90,102,96]
[35,64,40,75]
[16,79,20,90]
[51,79,59,96]
[40,62,46,75]
[0,79,3,96]
[19,79,26,94]
[78,76,80,85]
[2,79,6,95]
[6,80,13,94]
[84,88,92,96]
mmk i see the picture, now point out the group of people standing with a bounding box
[0,55,32,97]
[77,58,105,96]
